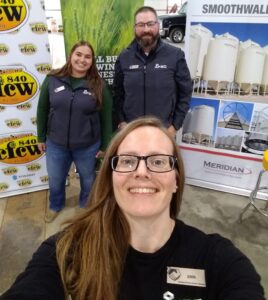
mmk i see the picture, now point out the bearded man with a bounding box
[113,6,193,137]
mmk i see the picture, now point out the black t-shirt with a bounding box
[119,220,265,300]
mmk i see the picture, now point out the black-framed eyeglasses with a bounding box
[110,154,177,173]
[135,21,158,29]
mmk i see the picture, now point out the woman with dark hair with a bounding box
[1,117,264,299]
[37,40,113,222]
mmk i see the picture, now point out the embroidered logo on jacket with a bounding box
[129,64,139,69]
[155,63,167,69]
[83,90,92,95]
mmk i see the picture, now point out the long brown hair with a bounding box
[49,40,103,106]
[56,116,185,300]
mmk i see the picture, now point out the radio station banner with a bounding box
[0,0,52,198]
[180,0,268,198]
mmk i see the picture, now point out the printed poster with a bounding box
[179,0,268,199]
[0,0,51,198]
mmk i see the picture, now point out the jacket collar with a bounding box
[129,38,163,54]
[53,75,89,89]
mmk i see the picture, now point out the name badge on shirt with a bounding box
[54,86,65,93]
[167,267,206,287]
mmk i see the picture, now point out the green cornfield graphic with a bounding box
[60,0,143,56]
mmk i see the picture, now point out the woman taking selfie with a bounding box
[1,117,264,299]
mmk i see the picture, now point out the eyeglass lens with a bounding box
[111,155,176,173]
[135,21,158,28]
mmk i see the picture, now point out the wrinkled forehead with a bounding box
[135,11,157,23]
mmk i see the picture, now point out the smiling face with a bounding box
[112,126,177,223]
[134,11,160,50]
[70,45,93,77]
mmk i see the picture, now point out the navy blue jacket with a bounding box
[113,39,193,129]
[46,76,100,150]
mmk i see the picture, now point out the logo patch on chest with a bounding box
[83,90,92,95]
[155,63,167,69]
[167,267,206,287]
[129,64,139,69]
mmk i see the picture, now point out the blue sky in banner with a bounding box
[218,101,254,124]
[191,22,268,47]
[190,97,220,118]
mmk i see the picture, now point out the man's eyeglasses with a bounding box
[110,154,177,173]
[135,21,158,29]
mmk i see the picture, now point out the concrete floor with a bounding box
[0,170,267,297]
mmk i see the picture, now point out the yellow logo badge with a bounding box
[17,102,32,110]
[0,66,38,105]
[0,44,9,55]
[30,22,47,34]
[0,0,29,33]
[26,163,41,171]
[0,182,9,192]
[17,178,32,187]
[30,117,37,125]
[40,175,49,183]
[35,63,52,74]
[19,43,37,55]
[5,118,22,128]
[0,133,44,165]
[2,166,18,175]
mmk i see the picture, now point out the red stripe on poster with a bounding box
[179,145,262,163]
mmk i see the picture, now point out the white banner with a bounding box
[180,0,268,199]
[0,0,51,198]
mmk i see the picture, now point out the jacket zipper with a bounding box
[143,64,146,115]
[67,91,75,148]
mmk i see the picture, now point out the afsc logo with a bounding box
[163,291,175,300]
[163,292,202,300]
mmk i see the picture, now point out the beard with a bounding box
[135,31,160,49]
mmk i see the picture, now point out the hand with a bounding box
[118,122,127,130]
[167,125,177,138]
[96,150,104,158]
[38,143,46,153]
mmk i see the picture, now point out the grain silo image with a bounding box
[190,24,213,79]
[215,128,243,152]
[235,40,266,95]
[189,22,268,98]
[202,33,239,95]
[260,45,268,96]
[188,28,201,79]
[182,104,215,146]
